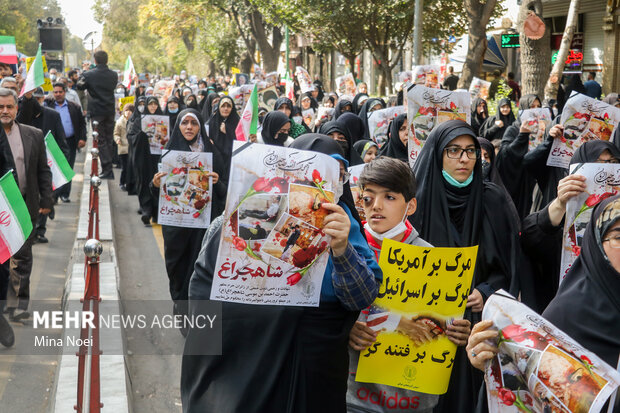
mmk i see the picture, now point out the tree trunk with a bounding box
[518,0,551,98]
[377,60,393,96]
[182,33,194,52]
[457,0,497,89]
[343,53,356,76]
[240,51,253,74]
[249,8,283,73]
[544,0,580,100]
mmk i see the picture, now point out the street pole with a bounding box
[285,26,290,78]
[413,0,423,66]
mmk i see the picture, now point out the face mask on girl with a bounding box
[292,116,303,124]
[138,105,145,113]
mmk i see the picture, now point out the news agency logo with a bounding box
[32,311,217,330]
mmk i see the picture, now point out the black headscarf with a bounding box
[470,98,488,136]
[353,139,378,160]
[478,137,502,187]
[334,99,352,119]
[206,96,239,180]
[517,94,541,116]
[16,95,43,124]
[319,118,363,166]
[165,96,181,131]
[337,112,366,144]
[297,92,318,112]
[196,89,210,112]
[274,97,294,115]
[571,139,620,164]
[564,74,587,99]
[358,98,386,140]
[378,113,408,162]
[200,93,220,123]
[543,195,620,368]
[413,120,525,413]
[145,96,163,115]
[184,94,198,110]
[351,93,368,114]
[260,111,290,146]
[479,98,516,141]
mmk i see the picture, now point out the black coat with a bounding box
[76,63,118,116]
[44,99,87,142]
[29,106,70,159]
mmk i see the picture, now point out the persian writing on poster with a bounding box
[295,66,313,93]
[483,291,620,413]
[469,77,491,100]
[412,65,441,89]
[336,73,357,96]
[560,163,620,284]
[210,144,340,306]
[157,150,213,228]
[141,115,169,155]
[547,93,620,169]
[348,164,366,221]
[407,86,471,167]
[356,239,478,394]
[521,108,553,151]
[367,106,406,147]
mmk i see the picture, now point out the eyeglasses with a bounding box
[444,147,480,160]
[602,236,620,248]
[597,158,619,164]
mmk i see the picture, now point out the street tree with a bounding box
[518,0,550,98]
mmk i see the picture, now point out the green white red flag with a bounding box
[122,55,135,89]
[0,36,18,65]
[19,44,44,97]
[0,171,33,263]
[44,132,75,190]
[235,83,258,141]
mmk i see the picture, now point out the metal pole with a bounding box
[413,0,423,66]
[285,26,290,77]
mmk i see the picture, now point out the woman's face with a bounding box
[602,220,620,273]
[278,104,291,118]
[358,84,368,94]
[369,103,382,113]
[597,149,620,164]
[363,146,378,163]
[398,121,408,147]
[219,101,232,117]
[530,99,541,109]
[147,102,158,114]
[481,148,491,163]
[324,101,334,108]
[499,104,511,116]
[477,102,486,114]
[311,89,319,99]
[442,135,477,183]
[301,97,311,110]
[180,116,200,142]
[342,104,352,113]
[167,101,179,111]
[330,132,346,143]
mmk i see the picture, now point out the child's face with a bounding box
[361,183,416,235]
[363,146,378,163]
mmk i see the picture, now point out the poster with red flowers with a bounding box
[483,291,620,413]
[407,86,471,167]
[295,66,314,94]
[560,163,620,284]
[367,106,405,147]
[210,144,340,306]
[469,77,491,100]
[520,108,553,151]
[141,115,170,155]
[157,150,213,228]
[348,164,366,221]
[335,73,357,96]
[547,93,620,168]
[412,65,441,89]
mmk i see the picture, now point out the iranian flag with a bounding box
[122,55,135,89]
[19,44,44,97]
[0,171,33,263]
[235,83,258,141]
[0,36,17,65]
[44,132,75,190]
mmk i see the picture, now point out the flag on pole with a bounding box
[122,55,135,89]
[19,44,44,97]
[0,36,18,65]
[235,83,258,141]
[44,132,75,190]
[0,171,33,263]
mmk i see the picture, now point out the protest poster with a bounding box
[407,86,471,167]
[397,71,413,85]
[559,163,620,284]
[257,86,278,112]
[412,65,441,89]
[302,108,316,130]
[348,164,366,221]
[210,143,341,306]
[141,115,170,155]
[355,239,477,394]
[264,71,279,87]
[295,66,314,94]
[25,55,52,92]
[234,73,250,86]
[228,85,253,112]
[153,79,175,109]
[547,93,620,169]
[317,107,335,125]
[336,73,357,95]
[520,108,553,151]
[469,77,491,100]
[367,106,406,147]
[483,290,620,413]
[118,95,135,112]
[157,150,213,228]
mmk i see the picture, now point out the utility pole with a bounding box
[412,0,423,66]
[285,26,290,77]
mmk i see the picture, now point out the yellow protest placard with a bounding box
[26,56,53,92]
[230,67,241,75]
[356,239,477,395]
[118,96,135,111]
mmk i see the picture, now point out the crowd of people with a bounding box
[0,50,618,412]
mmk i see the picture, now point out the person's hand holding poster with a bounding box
[141,115,170,155]
[367,106,406,147]
[547,93,620,169]
[157,150,213,228]
[356,239,477,394]
[407,86,471,167]
[560,163,620,283]
[210,144,341,306]
[483,291,620,413]
[295,66,313,94]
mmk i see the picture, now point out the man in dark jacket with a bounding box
[76,50,118,179]
[45,82,86,202]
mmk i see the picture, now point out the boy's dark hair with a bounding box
[94,50,108,65]
[359,156,417,201]
[67,70,78,78]
[53,82,66,90]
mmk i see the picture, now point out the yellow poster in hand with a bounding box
[26,56,53,92]
[356,239,477,394]
[118,96,135,111]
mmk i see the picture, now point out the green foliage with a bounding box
[198,16,241,73]
[0,0,63,55]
